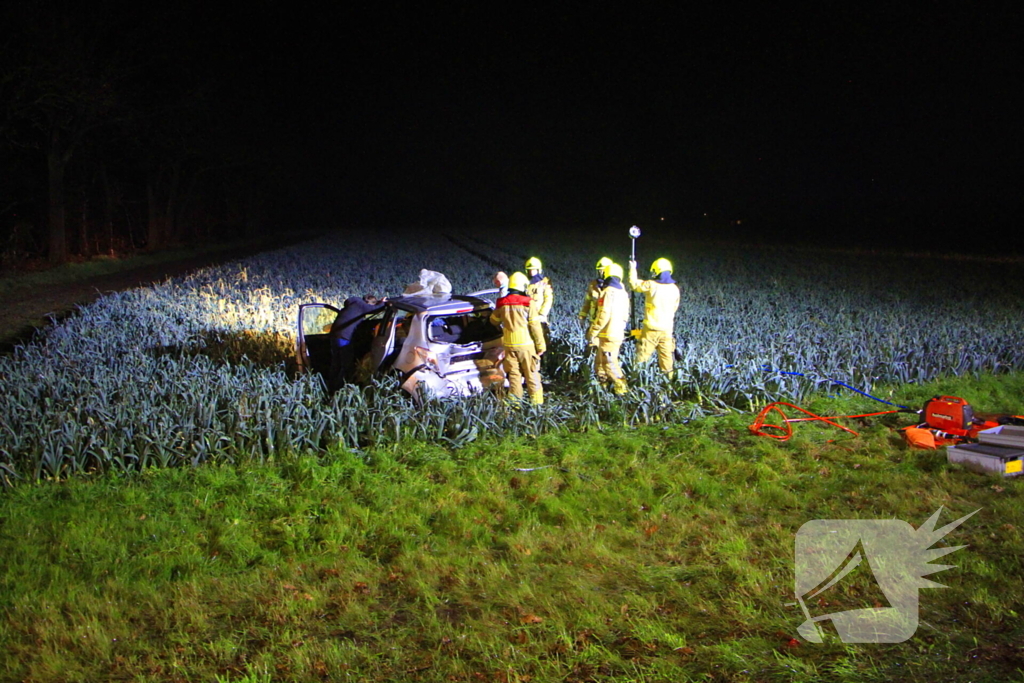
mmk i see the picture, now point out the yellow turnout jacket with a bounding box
[526,276,553,323]
[628,263,680,332]
[588,281,630,341]
[578,279,602,322]
[490,292,536,347]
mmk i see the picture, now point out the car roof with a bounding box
[389,293,494,315]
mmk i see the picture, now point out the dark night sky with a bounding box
[166,3,1024,246]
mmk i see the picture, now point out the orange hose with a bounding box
[749,402,899,441]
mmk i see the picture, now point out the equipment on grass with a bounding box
[899,395,1024,450]
[921,396,975,437]
[947,442,1024,477]
[903,395,1003,448]
[745,376,1024,476]
[749,402,898,441]
[947,424,1024,476]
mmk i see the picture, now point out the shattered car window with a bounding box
[427,311,501,345]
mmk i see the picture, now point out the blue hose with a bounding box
[763,366,913,411]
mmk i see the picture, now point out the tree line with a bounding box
[0,3,278,269]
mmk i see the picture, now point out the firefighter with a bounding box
[587,262,630,394]
[524,256,553,357]
[628,257,681,377]
[490,271,543,405]
[578,256,613,325]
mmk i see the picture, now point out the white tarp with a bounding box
[403,269,452,296]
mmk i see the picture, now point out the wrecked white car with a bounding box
[297,290,507,400]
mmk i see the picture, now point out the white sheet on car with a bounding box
[403,269,452,295]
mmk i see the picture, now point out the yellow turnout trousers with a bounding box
[636,329,675,374]
[528,320,548,356]
[503,345,543,404]
[595,339,627,394]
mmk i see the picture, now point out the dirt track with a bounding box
[0,240,300,353]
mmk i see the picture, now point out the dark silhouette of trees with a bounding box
[0,2,279,267]
[1,4,129,263]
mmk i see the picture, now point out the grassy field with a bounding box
[2,372,1023,682]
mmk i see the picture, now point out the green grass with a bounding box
[2,374,1024,682]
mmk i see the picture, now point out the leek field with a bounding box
[1,229,1023,682]
[2,229,1023,483]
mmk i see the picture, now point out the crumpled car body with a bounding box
[297,290,506,401]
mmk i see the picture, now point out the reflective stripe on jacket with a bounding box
[579,279,602,321]
[628,262,680,332]
[588,283,630,341]
[490,293,535,347]
[527,276,553,321]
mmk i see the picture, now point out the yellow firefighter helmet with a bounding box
[650,257,673,276]
[603,262,624,280]
[508,271,530,292]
